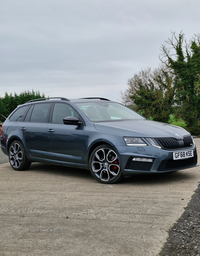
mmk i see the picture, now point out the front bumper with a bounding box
[117,144,198,176]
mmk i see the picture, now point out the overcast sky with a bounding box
[0,0,200,102]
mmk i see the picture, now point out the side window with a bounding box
[24,105,34,122]
[30,103,51,123]
[52,103,79,124]
[9,106,29,121]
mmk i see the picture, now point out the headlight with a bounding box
[192,136,195,146]
[145,138,161,149]
[124,137,147,146]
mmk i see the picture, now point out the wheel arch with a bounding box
[7,136,32,162]
[7,136,25,153]
[87,140,119,164]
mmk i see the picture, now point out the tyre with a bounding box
[89,144,123,184]
[9,140,31,171]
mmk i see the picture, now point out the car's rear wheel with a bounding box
[9,140,31,171]
[89,144,123,184]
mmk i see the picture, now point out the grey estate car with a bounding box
[0,97,198,184]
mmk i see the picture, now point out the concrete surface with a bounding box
[0,139,200,256]
[0,150,8,164]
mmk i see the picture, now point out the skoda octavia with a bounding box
[0,97,198,184]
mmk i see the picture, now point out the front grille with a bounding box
[155,136,193,150]
[158,154,197,171]
[155,137,179,149]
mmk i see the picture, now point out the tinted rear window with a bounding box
[30,103,51,123]
[9,106,29,121]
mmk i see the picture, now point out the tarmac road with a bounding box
[0,140,200,256]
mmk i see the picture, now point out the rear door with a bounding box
[22,103,52,158]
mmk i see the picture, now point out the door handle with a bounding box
[20,127,27,131]
[48,129,55,133]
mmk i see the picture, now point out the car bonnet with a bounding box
[93,119,189,138]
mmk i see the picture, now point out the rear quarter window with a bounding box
[9,106,29,121]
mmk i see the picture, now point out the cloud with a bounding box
[0,0,200,101]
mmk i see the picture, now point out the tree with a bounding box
[0,99,7,123]
[161,32,200,134]
[0,90,45,122]
[122,67,175,123]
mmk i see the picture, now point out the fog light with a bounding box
[132,157,153,162]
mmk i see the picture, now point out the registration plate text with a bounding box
[173,150,194,160]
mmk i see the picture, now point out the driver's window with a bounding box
[52,103,78,124]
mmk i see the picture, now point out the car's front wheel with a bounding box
[89,144,123,184]
[9,140,31,171]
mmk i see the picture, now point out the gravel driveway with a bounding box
[160,182,200,255]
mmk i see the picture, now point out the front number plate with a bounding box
[173,150,194,160]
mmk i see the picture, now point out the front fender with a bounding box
[86,132,125,164]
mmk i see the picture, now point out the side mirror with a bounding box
[63,116,83,125]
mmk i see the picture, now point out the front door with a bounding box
[47,103,87,165]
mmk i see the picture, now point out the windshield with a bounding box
[75,102,145,122]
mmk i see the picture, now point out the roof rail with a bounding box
[80,97,110,101]
[26,97,70,103]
